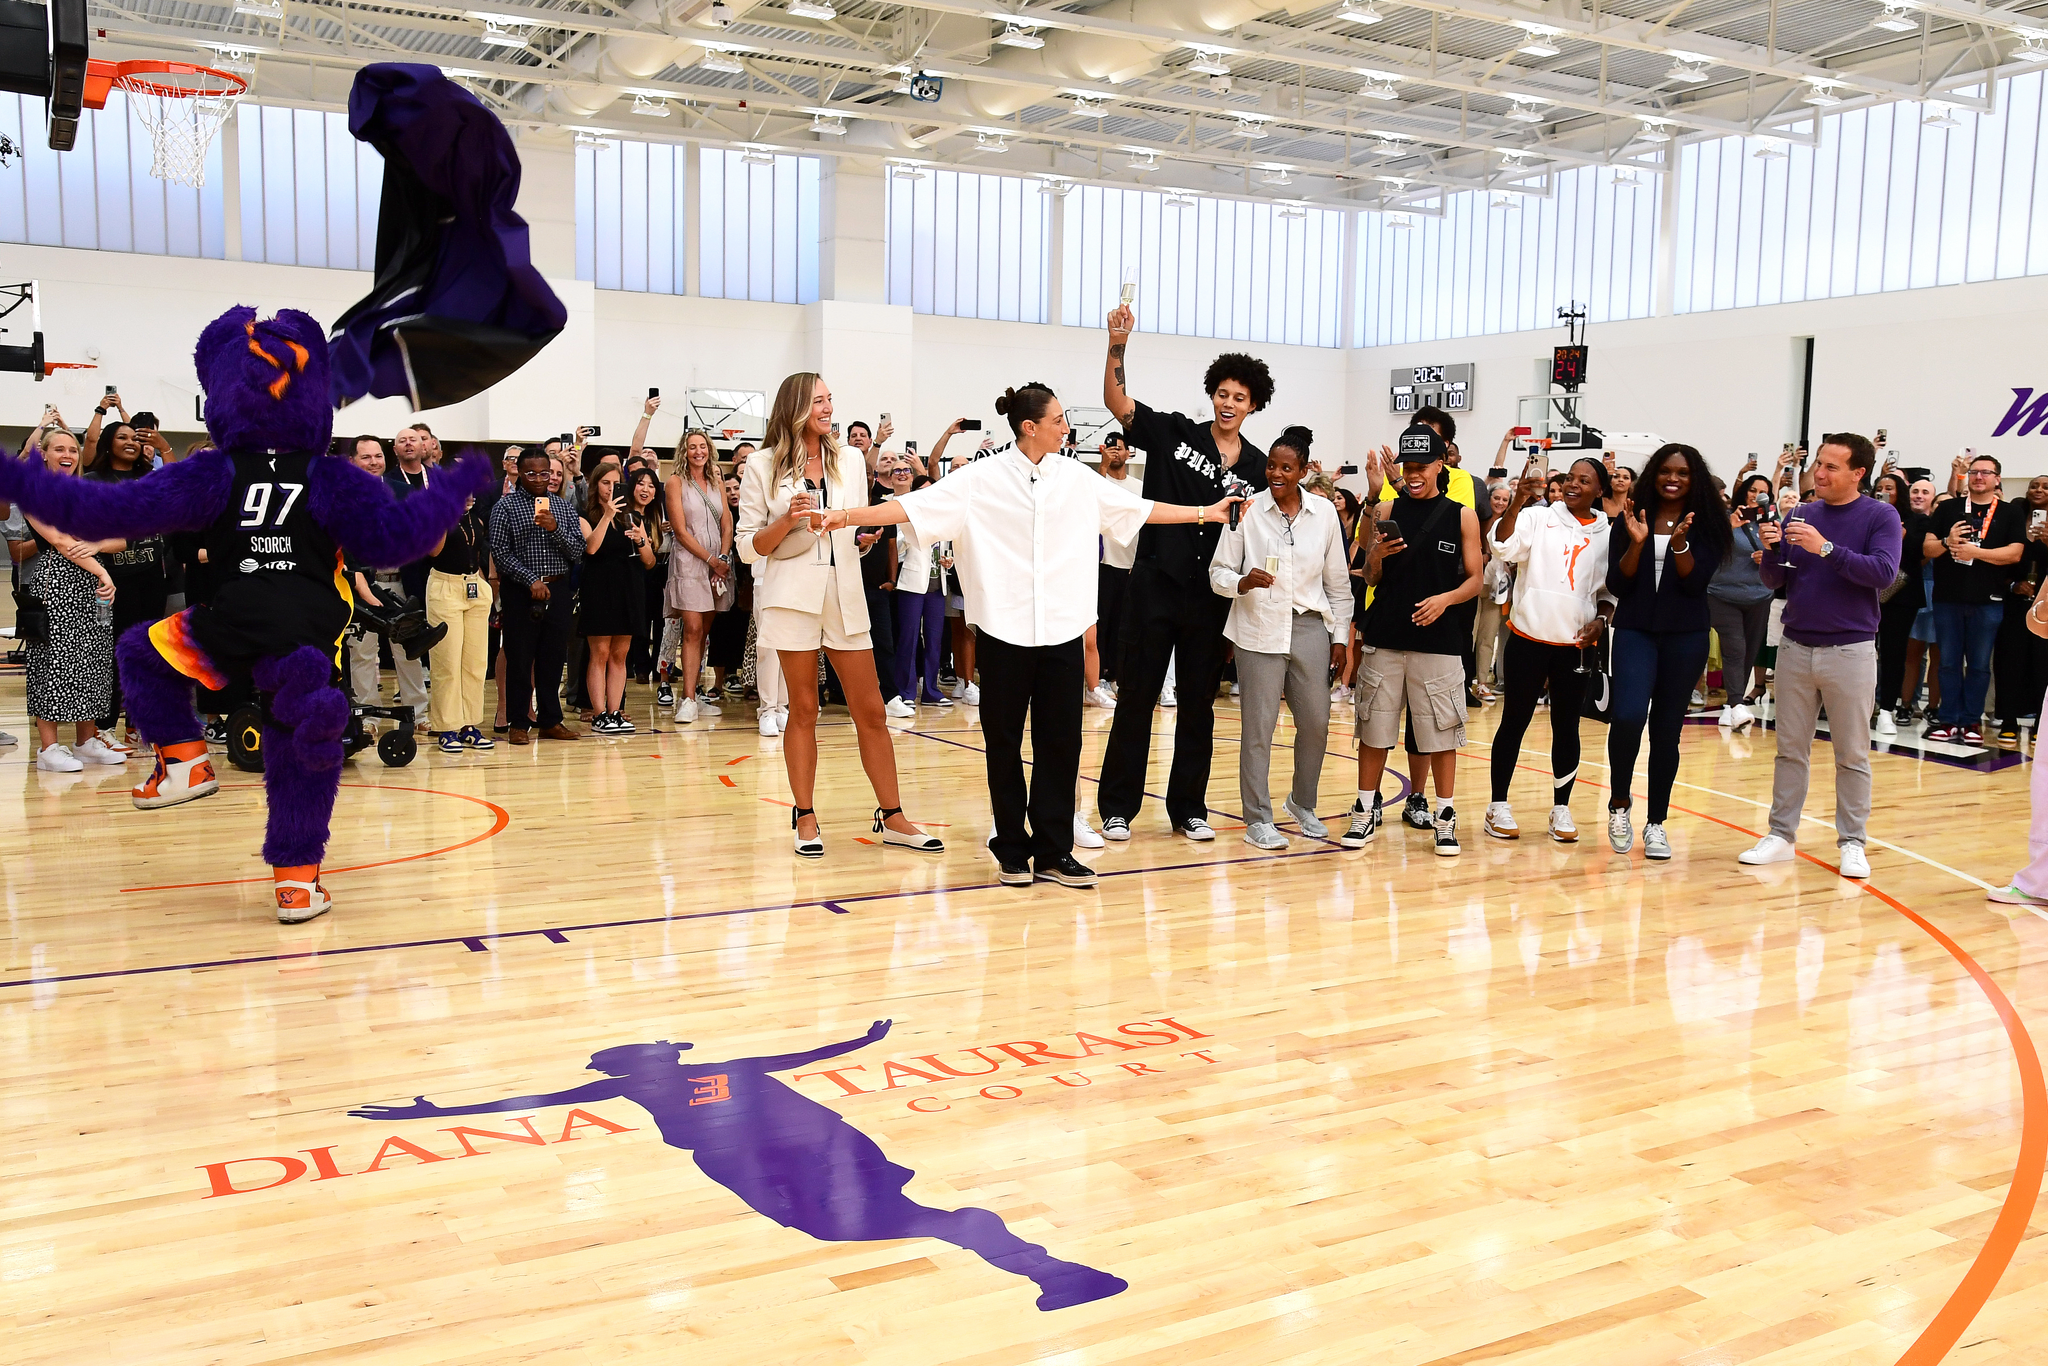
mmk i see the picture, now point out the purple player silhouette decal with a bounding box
[349,1020,1128,1310]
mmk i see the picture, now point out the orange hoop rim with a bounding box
[83,58,248,110]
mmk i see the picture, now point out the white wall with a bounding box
[7,233,2045,492]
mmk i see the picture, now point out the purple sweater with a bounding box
[1757,495,1903,646]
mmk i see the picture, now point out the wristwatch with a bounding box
[1819,540,1835,557]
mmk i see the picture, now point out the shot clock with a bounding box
[1551,344,1589,390]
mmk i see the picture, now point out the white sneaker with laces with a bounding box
[1872,709,1897,737]
[1730,704,1756,730]
[0,729,16,745]
[1548,806,1578,842]
[1178,816,1214,842]
[1837,841,1870,878]
[1243,822,1288,850]
[1101,816,1132,842]
[961,683,981,706]
[1283,799,1327,838]
[1085,686,1117,709]
[885,696,916,719]
[1072,813,1104,849]
[1642,823,1672,860]
[696,693,722,715]
[674,697,698,724]
[37,744,83,772]
[75,736,129,765]
[1739,834,1797,865]
[1717,704,1735,728]
[1607,808,1634,853]
[1158,685,1178,708]
[758,711,779,738]
[1483,801,1519,840]
[1330,683,1352,704]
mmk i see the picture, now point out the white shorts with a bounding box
[758,567,872,652]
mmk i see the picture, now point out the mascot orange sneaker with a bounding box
[274,866,332,924]
[133,741,219,810]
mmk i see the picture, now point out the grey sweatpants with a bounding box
[1768,638,1877,846]
[1237,611,1334,827]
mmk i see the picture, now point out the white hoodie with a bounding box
[1487,502,1613,646]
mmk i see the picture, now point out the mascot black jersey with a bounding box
[149,450,354,688]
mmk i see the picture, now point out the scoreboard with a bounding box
[1389,362,1473,415]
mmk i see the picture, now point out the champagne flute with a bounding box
[1120,265,1138,310]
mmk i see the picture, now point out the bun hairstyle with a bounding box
[994,381,1058,437]
[1270,424,1313,466]
[1568,455,1612,496]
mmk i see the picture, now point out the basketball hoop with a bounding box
[82,59,248,190]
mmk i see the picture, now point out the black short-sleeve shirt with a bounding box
[1927,497,2026,604]
[1124,400,1267,591]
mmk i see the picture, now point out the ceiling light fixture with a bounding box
[812,113,846,135]
[1505,98,1544,123]
[1923,100,1960,128]
[1667,51,1710,82]
[1377,174,1412,187]
[1338,0,1385,23]
[997,23,1044,48]
[233,0,282,16]
[1037,175,1071,196]
[1387,211,1416,230]
[1235,114,1270,138]
[631,93,671,116]
[1128,148,1158,170]
[786,0,835,19]
[1637,118,1671,143]
[1072,93,1105,116]
[1611,166,1644,188]
[574,130,614,149]
[479,20,531,48]
[1873,2,1919,31]
[1165,191,1196,210]
[1497,149,1527,165]
[2016,32,2048,60]
[1277,204,1307,220]
[698,47,744,74]
[1803,79,1842,105]
[202,45,258,75]
[1753,136,1787,158]
[1358,75,1399,101]
[1490,191,1520,209]
[1187,47,1231,77]
[1516,23,1562,57]
[741,147,776,165]
[891,162,928,181]
[704,1,732,23]
[1261,165,1294,185]
[977,131,1009,152]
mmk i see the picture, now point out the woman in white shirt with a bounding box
[1208,427,1352,851]
[1481,456,1615,844]
[736,372,941,859]
[819,382,1241,889]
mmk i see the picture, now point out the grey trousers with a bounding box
[1237,611,1334,826]
[1769,638,1877,846]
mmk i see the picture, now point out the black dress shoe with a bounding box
[1035,855,1098,888]
[996,861,1034,886]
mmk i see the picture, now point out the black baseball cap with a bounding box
[1397,422,1446,464]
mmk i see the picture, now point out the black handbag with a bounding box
[11,588,50,645]
[1579,625,1614,724]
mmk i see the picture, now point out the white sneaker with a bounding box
[1284,799,1327,838]
[961,683,981,706]
[1642,823,1671,860]
[1243,822,1288,850]
[1330,683,1352,704]
[1872,708,1897,737]
[885,696,916,719]
[1717,704,1735,728]
[673,697,698,724]
[1158,685,1178,708]
[695,693,722,715]
[1483,801,1519,840]
[1730,704,1756,730]
[1085,686,1117,709]
[1739,834,1797,865]
[758,711,778,738]
[74,736,129,765]
[1837,841,1870,878]
[0,729,17,746]
[1607,808,1633,853]
[36,743,83,772]
[1230,682,1241,697]
[1072,813,1104,849]
[1548,806,1578,842]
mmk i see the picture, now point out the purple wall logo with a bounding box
[351,1020,1129,1311]
[1993,388,2048,437]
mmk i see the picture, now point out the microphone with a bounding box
[1224,475,1250,530]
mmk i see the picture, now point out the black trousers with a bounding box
[1097,564,1130,682]
[1995,596,2048,725]
[866,586,899,702]
[977,629,1084,869]
[500,580,572,729]
[1876,595,1919,711]
[1098,562,1231,826]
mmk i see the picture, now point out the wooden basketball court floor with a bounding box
[2,675,2045,1366]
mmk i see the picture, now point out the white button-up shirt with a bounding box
[1207,488,1354,654]
[896,448,1154,647]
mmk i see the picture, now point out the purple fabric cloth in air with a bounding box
[327,63,566,411]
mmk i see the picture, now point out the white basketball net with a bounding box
[118,77,242,189]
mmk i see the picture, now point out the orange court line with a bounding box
[718,774,738,787]
[118,785,511,892]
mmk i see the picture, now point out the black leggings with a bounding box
[1607,628,1710,824]
[1490,633,1587,805]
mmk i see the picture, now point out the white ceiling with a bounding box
[86,0,2048,209]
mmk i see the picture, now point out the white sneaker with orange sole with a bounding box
[133,744,220,810]
[274,870,333,924]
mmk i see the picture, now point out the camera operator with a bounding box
[1739,434,1899,878]
[1922,453,2025,744]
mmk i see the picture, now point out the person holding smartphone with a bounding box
[1708,473,1778,731]
[1989,473,2048,748]
[1922,452,2025,744]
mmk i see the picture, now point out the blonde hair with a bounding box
[763,371,852,494]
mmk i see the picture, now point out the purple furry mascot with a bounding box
[0,308,491,922]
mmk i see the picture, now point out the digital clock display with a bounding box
[1552,345,1588,388]
[1411,365,1445,384]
